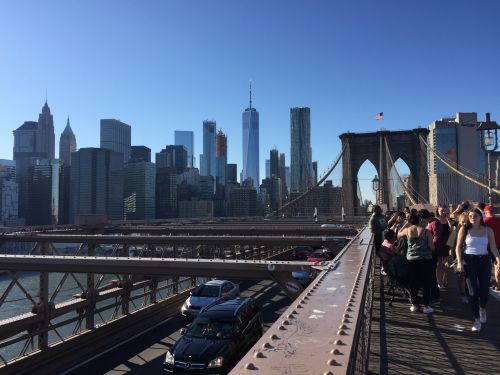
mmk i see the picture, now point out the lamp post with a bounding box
[477,113,500,206]
[372,175,380,204]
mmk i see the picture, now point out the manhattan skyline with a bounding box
[1,1,500,202]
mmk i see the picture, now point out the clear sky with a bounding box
[1,0,499,203]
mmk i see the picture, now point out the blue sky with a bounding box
[1,0,500,202]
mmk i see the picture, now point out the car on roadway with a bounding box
[181,280,240,318]
[164,297,263,374]
[307,248,334,262]
[290,246,314,260]
[292,269,315,286]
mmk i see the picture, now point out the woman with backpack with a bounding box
[455,208,500,332]
[398,211,435,313]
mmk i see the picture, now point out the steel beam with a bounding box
[0,233,345,247]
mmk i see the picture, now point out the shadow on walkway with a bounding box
[369,259,500,375]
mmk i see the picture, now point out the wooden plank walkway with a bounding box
[369,261,500,375]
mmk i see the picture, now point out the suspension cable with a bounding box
[419,134,500,195]
[383,136,419,205]
[276,144,346,215]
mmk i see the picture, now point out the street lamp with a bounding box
[477,113,500,205]
[372,175,380,204]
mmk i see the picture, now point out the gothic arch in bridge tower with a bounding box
[339,129,429,215]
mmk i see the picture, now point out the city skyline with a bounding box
[2,1,500,202]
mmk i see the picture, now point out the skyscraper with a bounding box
[216,130,227,186]
[70,148,124,222]
[26,159,59,225]
[130,146,151,163]
[200,120,216,177]
[175,130,194,168]
[100,119,131,164]
[227,164,237,183]
[156,145,188,174]
[0,160,19,226]
[124,158,156,220]
[290,107,312,193]
[428,112,485,205]
[242,84,259,190]
[36,101,55,159]
[59,117,77,166]
[13,121,44,223]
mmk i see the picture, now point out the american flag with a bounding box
[375,112,383,120]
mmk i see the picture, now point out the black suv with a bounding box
[163,297,263,374]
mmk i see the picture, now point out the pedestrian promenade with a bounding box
[369,261,500,375]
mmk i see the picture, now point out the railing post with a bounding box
[86,243,96,330]
[148,244,157,304]
[38,242,49,350]
[121,276,131,315]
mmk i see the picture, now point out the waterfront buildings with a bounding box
[70,148,124,222]
[200,121,216,177]
[290,107,313,193]
[59,118,77,166]
[100,119,131,164]
[241,87,259,190]
[175,130,194,168]
[428,112,485,205]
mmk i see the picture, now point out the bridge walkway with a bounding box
[369,259,500,375]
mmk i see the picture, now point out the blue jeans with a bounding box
[464,254,491,319]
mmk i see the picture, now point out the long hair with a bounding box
[465,208,485,230]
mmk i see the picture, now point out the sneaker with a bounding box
[479,308,487,324]
[461,296,469,304]
[410,305,419,312]
[472,319,481,332]
[422,306,434,314]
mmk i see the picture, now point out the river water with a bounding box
[0,270,193,363]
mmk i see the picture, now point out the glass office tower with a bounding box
[100,119,131,164]
[200,121,216,177]
[242,85,259,190]
[175,130,194,168]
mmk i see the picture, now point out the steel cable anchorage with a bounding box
[274,144,347,216]
[418,133,500,195]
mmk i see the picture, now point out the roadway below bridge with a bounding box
[64,279,290,375]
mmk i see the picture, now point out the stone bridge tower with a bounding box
[340,129,429,215]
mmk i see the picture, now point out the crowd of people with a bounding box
[369,201,500,332]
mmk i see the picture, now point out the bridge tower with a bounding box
[340,128,429,215]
